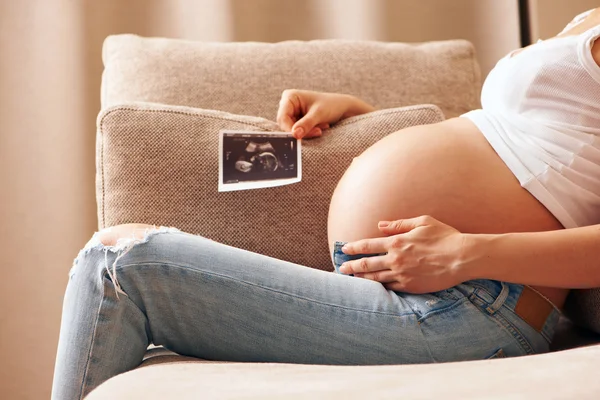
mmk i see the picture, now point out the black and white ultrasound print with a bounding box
[219,130,301,192]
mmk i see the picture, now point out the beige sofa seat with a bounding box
[88,345,600,399]
[88,36,600,399]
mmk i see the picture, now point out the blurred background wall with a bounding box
[0,0,596,398]
[529,0,599,40]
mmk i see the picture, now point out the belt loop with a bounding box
[486,282,509,315]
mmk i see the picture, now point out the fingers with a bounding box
[277,90,332,139]
[355,269,397,283]
[341,236,389,255]
[278,89,319,138]
[276,90,300,132]
[279,114,296,133]
[301,123,331,139]
[339,254,388,275]
[378,215,435,234]
[291,108,322,139]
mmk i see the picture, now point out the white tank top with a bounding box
[462,10,600,228]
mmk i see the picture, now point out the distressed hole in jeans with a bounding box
[69,225,181,299]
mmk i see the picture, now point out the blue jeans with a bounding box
[52,228,560,399]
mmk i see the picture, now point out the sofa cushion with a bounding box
[101,35,481,119]
[97,102,444,272]
[564,290,600,334]
[550,316,600,351]
[88,344,600,399]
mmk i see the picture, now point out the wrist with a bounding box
[342,95,376,118]
[456,233,499,282]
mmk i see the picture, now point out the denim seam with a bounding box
[412,314,437,363]
[540,322,553,344]
[99,269,154,339]
[493,309,535,355]
[442,289,461,301]
[467,292,534,355]
[504,308,553,344]
[416,297,470,323]
[78,266,108,399]
[469,283,549,347]
[111,262,416,318]
[469,284,500,302]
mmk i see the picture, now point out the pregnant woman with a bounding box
[53,9,600,399]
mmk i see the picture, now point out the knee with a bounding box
[72,223,167,295]
[98,223,159,246]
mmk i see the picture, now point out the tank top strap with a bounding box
[577,24,600,85]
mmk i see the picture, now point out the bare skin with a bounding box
[100,10,600,311]
[98,223,158,246]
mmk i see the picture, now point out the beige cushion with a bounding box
[101,35,481,119]
[88,344,600,399]
[97,102,444,271]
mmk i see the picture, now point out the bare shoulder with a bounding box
[557,8,600,67]
[557,8,600,37]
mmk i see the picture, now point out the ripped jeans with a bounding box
[52,228,559,399]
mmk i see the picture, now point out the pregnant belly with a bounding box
[327,117,568,306]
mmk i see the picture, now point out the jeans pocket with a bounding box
[485,348,507,360]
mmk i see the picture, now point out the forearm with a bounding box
[341,95,376,118]
[462,225,600,288]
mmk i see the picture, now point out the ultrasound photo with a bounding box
[219,130,301,192]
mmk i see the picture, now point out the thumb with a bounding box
[378,218,421,234]
[291,109,322,139]
[279,114,295,132]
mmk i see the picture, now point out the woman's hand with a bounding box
[338,216,472,294]
[276,89,375,139]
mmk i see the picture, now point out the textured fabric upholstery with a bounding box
[101,35,482,119]
[97,102,444,271]
[564,290,600,333]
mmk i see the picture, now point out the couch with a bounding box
[87,35,600,399]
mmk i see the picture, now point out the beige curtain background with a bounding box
[0,0,595,398]
[529,0,599,40]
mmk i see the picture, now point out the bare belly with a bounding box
[327,117,569,309]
